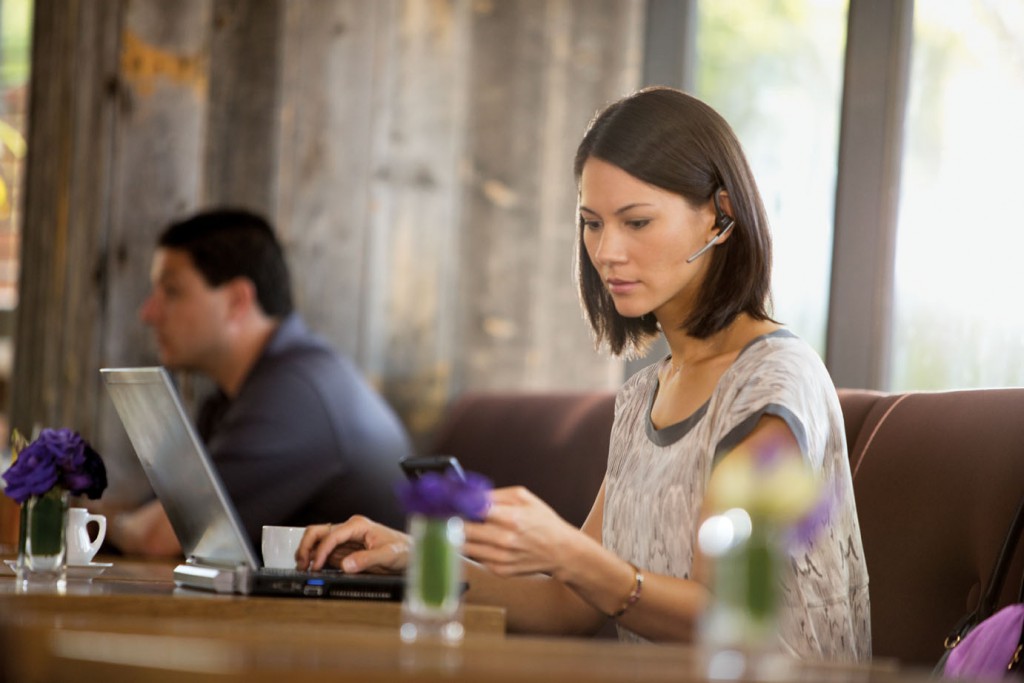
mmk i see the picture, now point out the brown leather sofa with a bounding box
[431,387,1024,666]
[840,388,1024,666]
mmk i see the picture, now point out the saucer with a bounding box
[4,559,111,579]
[67,562,112,580]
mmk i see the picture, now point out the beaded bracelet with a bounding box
[610,563,644,618]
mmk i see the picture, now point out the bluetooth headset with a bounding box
[686,188,735,264]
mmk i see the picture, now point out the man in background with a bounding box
[107,208,411,555]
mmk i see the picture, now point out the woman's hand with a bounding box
[295,515,410,574]
[463,486,579,579]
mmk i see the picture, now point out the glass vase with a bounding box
[400,513,465,645]
[699,509,789,678]
[16,488,69,590]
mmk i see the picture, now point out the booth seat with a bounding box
[430,391,616,529]
[431,387,1024,666]
[839,388,1024,666]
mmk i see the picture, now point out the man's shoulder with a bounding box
[248,340,362,402]
[269,334,348,372]
[258,315,357,380]
[229,314,402,431]
[244,321,386,413]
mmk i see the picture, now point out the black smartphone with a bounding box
[399,455,466,481]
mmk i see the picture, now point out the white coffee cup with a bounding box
[262,525,306,569]
[66,507,107,566]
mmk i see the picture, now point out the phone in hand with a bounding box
[399,455,466,481]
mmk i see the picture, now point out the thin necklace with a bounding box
[668,319,740,374]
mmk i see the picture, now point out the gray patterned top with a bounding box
[602,329,871,662]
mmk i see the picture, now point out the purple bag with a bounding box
[944,604,1024,678]
[938,495,1024,678]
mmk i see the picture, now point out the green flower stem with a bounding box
[418,517,455,607]
[25,488,67,557]
[743,522,779,621]
[717,516,781,626]
[17,501,26,555]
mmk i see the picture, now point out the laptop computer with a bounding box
[100,366,404,601]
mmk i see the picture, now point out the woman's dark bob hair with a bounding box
[574,86,773,357]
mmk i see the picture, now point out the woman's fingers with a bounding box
[294,517,412,574]
[323,541,365,569]
[486,486,536,510]
[463,492,569,576]
[462,538,517,566]
[339,540,409,574]
[293,516,370,570]
[299,486,566,576]
[294,522,335,568]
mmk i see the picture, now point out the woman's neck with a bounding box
[650,315,780,430]
[661,314,779,372]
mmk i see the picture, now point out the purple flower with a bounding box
[396,471,492,520]
[64,444,108,500]
[752,435,794,471]
[2,444,60,502]
[784,480,841,551]
[2,428,108,503]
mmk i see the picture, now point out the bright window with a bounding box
[695,0,848,353]
[892,1,1024,390]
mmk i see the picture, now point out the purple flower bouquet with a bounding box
[2,428,107,578]
[3,428,107,504]
[395,470,492,521]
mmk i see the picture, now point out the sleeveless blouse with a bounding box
[602,330,871,661]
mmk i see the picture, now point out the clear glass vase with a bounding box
[699,509,790,678]
[16,488,69,591]
[400,513,465,645]
[706,516,782,645]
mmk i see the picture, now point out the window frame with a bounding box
[639,0,915,390]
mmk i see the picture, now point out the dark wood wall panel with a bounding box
[205,0,285,214]
[12,0,125,485]
[276,0,383,358]
[457,0,642,395]
[355,1,472,438]
[101,0,215,502]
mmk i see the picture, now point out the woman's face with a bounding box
[579,157,718,324]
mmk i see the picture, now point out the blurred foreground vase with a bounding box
[16,488,69,588]
[700,510,784,654]
[401,513,465,645]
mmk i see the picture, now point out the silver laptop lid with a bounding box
[100,366,259,570]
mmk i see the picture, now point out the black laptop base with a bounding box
[252,570,405,600]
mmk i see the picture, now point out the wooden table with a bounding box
[0,554,505,634]
[0,555,937,683]
[0,610,931,683]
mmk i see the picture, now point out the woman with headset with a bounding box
[297,87,870,662]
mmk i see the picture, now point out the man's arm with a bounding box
[106,499,183,557]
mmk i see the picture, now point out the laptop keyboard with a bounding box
[259,566,344,577]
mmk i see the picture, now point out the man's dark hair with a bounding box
[573,87,773,357]
[158,208,294,317]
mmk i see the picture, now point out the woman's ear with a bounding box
[688,189,737,264]
[713,189,735,243]
[715,190,734,226]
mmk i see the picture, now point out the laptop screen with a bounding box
[101,367,260,570]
